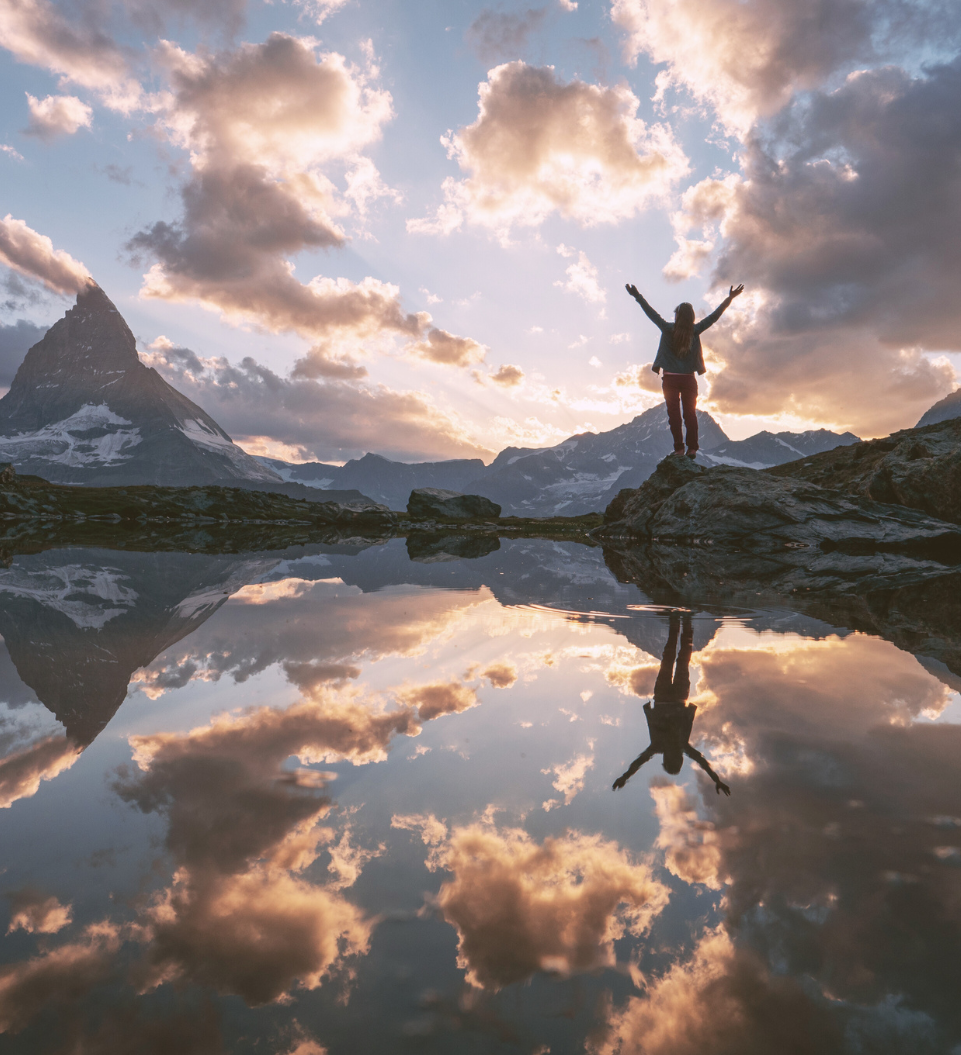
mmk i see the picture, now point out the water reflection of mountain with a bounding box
[0,549,277,743]
[3,536,958,754]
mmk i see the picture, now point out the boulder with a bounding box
[407,487,501,519]
[598,455,961,559]
[769,416,961,525]
[313,499,394,525]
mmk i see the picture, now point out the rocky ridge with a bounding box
[0,469,394,528]
[917,387,961,427]
[767,415,961,525]
[700,428,860,469]
[599,455,961,556]
[596,418,961,600]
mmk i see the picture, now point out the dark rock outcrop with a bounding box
[768,416,961,525]
[600,455,961,557]
[0,284,281,487]
[407,487,501,519]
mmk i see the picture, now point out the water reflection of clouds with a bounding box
[3,545,961,1052]
[6,889,72,934]
[0,735,82,809]
[392,813,669,991]
[113,697,391,1004]
[590,926,840,1055]
[610,627,961,1053]
[0,921,122,1035]
[133,581,496,700]
[695,631,954,750]
[650,780,723,889]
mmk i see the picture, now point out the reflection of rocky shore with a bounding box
[604,545,961,680]
[0,549,277,743]
[596,442,961,679]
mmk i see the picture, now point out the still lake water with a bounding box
[0,537,959,1054]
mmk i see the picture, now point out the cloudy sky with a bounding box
[1,0,959,462]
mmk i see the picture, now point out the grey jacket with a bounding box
[633,293,730,375]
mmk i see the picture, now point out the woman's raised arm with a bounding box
[694,283,745,334]
[625,284,669,331]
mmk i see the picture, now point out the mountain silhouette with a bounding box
[917,388,961,428]
[0,284,281,487]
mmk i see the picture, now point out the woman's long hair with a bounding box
[671,302,696,358]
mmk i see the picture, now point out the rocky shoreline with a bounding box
[0,467,603,558]
[1,417,958,579]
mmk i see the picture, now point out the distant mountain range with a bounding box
[5,285,952,513]
[258,412,860,515]
[700,429,860,469]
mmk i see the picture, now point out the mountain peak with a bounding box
[75,280,116,308]
[917,388,961,428]
[0,286,280,487]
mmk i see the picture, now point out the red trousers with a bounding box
[662,373,698,450]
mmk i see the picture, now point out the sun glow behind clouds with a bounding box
[0,0,960,455]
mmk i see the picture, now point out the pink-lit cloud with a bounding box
[409,61,688,239]
[393,813,669,989]
[23,92,92,140]
[0,215,92,295]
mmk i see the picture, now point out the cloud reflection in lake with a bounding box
[0,539,957,1053]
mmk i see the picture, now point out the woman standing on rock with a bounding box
[625,283,744,458]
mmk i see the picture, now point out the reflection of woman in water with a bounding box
[613,611,731,795]
[625,283,744,459]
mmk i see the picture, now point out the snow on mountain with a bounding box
[0,284,281,487]
[700,429,861,469]
[0,562,139,630]
[0,403,143,468]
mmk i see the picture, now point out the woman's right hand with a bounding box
[728,284,744,299]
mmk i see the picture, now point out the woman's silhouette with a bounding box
[613,611,730,795]
[625,283,744,458]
